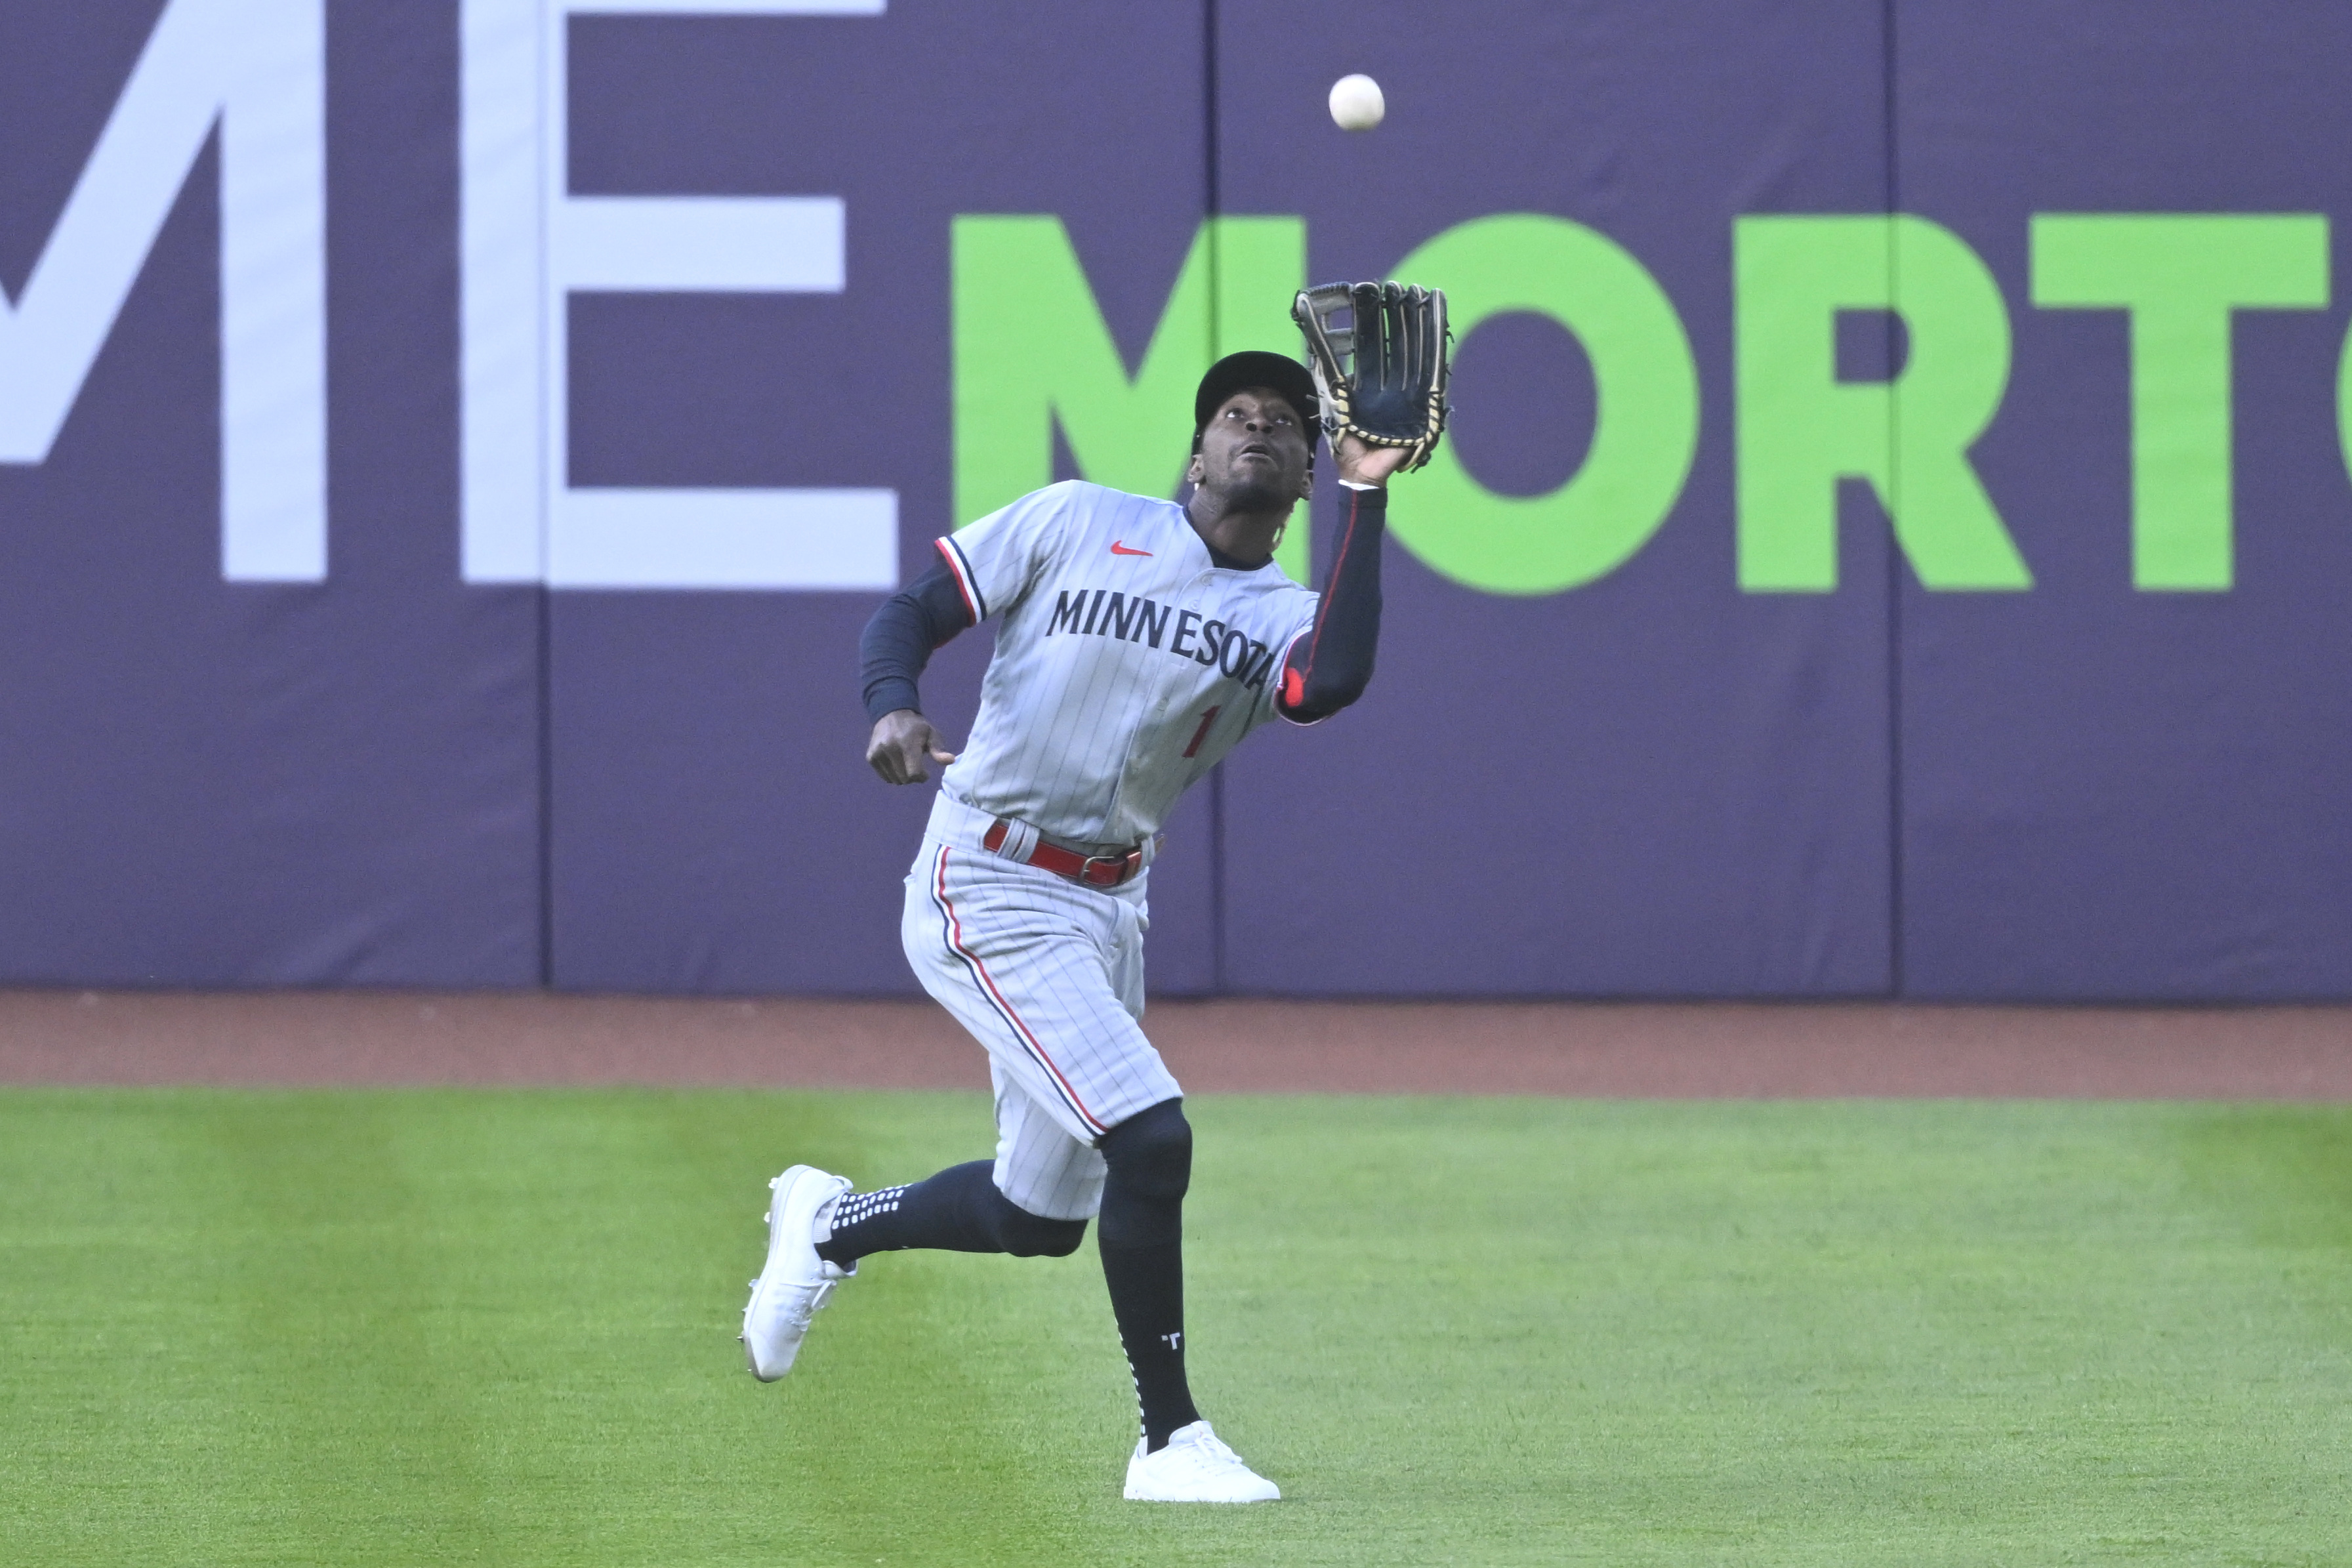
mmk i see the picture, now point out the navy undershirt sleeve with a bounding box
[859,555,974,722]
[1278,485,1386,722]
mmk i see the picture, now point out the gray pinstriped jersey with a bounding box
[933,480,1318,852]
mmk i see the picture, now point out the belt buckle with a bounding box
[1080,850,1140,887]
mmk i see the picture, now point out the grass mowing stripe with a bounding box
[0,1090,1090,1567]
[4,1098,249,1559]
[4,1092,2349,1566]
[1186,1098,2352,1566]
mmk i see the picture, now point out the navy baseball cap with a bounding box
[1192,350,1321,447]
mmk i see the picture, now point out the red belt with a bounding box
[982,818,1145,887]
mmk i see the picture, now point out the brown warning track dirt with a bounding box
[3,989,2351,1098]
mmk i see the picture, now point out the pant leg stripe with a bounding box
[930,846,1107,1135]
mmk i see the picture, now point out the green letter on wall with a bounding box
[1384,215,1699,595]
[2032,214,2329,590]
[1735,216,2029,592]
[951,216,1306,571]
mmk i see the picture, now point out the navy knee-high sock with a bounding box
[815,1160,1086,1266]
[1097,1100,1201,1452]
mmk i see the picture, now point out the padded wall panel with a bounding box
[0,3,540,986]
[1894,1,2352,998]
[1212,1,1895,995]
[544,6,1219,993]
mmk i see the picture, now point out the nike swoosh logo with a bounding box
[1109,541,1153,556]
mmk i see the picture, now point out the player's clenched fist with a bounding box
[866,709,957,785]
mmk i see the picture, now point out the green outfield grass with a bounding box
[3,1090,2348,1567]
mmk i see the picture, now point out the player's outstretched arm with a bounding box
[1277,436,1401,724]
[858,555,970,784]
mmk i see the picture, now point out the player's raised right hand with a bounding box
[867,710,957,785]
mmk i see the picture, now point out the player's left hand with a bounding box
[1332,434,1410,487]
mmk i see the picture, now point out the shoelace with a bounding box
[1165,1429,1252,1475]
[781,1279,836,1328]
[747,1273,835,1316]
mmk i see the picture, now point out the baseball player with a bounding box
[741,287,1446,1503]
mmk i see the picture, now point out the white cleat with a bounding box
[741,1164,854,1382]
[1123,1420,1281,1503]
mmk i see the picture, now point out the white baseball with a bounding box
[1328,73,1385,133]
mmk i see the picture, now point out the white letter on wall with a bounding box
[0,0,327,582]
[460,0,896,590]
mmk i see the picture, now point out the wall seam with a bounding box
[1203,0,1228,993]
[1883,0,1906,1000]
[535,2,557,990]
[536,587,555,988]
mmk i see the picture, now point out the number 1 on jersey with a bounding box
[1181,705,1222,758]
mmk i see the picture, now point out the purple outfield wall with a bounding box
[1,1,2347,999]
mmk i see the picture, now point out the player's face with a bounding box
[1190,389,1313,506]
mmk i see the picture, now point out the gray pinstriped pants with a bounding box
[901,825,1183,1220]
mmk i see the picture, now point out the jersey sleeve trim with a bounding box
[935,535,986,624]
